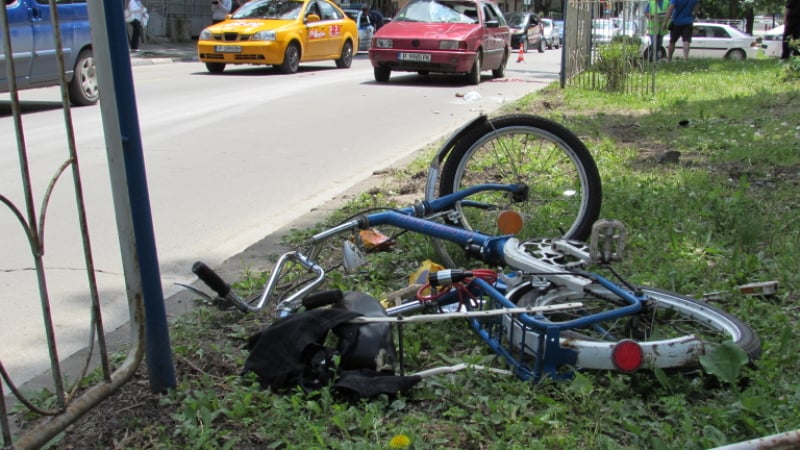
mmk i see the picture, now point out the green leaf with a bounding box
[699,342,749,384]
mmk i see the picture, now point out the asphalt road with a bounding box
[1,49,562,390]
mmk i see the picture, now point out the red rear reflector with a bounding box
[611,340,643,373]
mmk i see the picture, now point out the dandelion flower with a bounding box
[389,434,411,449]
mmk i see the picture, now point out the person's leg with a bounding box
[666,26,679,62]
[667,35,676,61]
[655,33,664,60]
[649,34,657,61]
[130,21,141,50]
[681,25,692,60]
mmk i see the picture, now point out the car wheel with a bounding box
[538,39,545,53]
[279,43,301,74]
[68,49,99,106]
[465,52,481,85]
[374,65,390,82]
[205,62,226,74]
[725,48,746,60]
[492,49,508,78]
[335,40,354,68]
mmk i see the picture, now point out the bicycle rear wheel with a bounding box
[433,115,602,268]
[504,277,761,373]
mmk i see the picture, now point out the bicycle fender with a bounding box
[424,114,491,201]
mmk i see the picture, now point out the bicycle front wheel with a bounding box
[505,281,761,373]
[434,115,602,268]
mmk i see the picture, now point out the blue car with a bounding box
[1,0,98,105]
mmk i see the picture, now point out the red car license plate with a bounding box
[398,52,431,62]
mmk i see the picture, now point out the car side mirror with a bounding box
[485,20,499,28]
[306,13,321,23]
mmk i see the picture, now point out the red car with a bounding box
[368,0,511,85]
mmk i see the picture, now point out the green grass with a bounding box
[35,58,800,449]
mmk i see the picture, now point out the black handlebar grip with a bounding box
[192,261,231,298]
[302,289,344,310]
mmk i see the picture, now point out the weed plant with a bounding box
[31,59,800,449]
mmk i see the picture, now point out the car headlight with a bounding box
[252,30,277,41]
[439,40,461,50]
[200,29,212,40]
[374,38,393,48]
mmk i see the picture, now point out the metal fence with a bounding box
[563,0,658,96]
[1,2,174,448]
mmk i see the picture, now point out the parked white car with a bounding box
[674,22,760,60]
[759,25,783,58]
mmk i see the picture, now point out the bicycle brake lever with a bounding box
[174,282,214,301]
[175,282,238,310]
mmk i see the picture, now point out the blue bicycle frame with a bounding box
[314,183,647,382]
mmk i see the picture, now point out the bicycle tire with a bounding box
[503,281,761,372]
[433,114,602,268]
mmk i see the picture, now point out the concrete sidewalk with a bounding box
[130,36,199,65]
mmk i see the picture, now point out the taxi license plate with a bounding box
[215,45,242,53]
[398,52,431,62]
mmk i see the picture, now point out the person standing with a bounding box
[368,5,384,30]
[127,0,147,52]
[782,0,800,59]
[645,0,670,61]
[663,0,699,62]
[211,0,232,24]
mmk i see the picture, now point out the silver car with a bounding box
[345,8,375,52]
[541,18,561,49]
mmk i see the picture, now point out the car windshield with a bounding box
[505,13,529,27]
[394,0,480,24]
[232,0,305,20]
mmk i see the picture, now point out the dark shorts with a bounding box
[669,23,693,43]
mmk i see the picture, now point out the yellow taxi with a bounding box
[197,0,359,74]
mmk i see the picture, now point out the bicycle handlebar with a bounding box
[190,182,577,314]
[192,261,231,298]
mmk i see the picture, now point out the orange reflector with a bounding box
[497,210,523,235]
[611,340,643,373]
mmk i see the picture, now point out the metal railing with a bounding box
[563,0,658,96]
[1,1,174,448]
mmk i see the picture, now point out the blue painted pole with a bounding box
[87,0,176,393]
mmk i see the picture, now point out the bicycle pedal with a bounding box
[589,219,627,263]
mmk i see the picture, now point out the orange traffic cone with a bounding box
[516,42,525,63]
